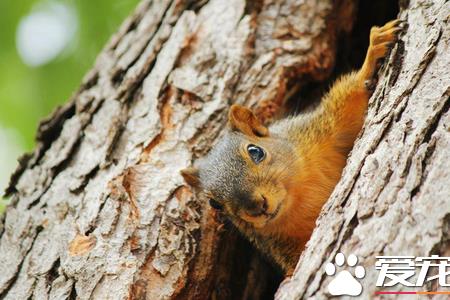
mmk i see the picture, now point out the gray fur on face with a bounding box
[197,132,249,205]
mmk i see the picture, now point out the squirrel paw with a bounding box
[368,19,404,62]
[361,19,405,88]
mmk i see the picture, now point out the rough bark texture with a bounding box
[276,0,450,299]
[0,0,447,300]
[0,0,355,299]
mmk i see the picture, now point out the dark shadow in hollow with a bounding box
[286,0,400,116]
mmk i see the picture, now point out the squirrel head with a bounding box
[181,105,299,229]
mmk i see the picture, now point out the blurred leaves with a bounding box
[0,0,139,149]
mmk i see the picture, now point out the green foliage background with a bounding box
[0,0,140,212]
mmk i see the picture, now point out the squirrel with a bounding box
[181,20,403,275]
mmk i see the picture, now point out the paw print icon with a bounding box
[325,253,365,296]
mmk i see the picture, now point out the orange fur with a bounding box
[253,20,402,271]
[181,20,402,274]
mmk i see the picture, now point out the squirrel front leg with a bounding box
[358,19,404,87]
[263,21,403,275]
[316,20,403,150]
[180,20,404,277]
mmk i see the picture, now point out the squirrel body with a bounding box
[181,20,402,274]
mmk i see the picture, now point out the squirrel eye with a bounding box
[247,144,265,164]
[209,199,223,210]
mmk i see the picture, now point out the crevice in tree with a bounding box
[47,258,61,284]
[104,122,126,167]
[243,0,264,17]
[68,282,77,300]
[422,92,450,145]
[410,93,450,198]
[84,194,110,236]
[387,38,405,89]
[70,165,100,195]
[341,214,359,242]
[186,0,209,13]
[211,226,283,300]
[35,102,77,163]
[28,137,83,209]
[79,71,99,92]
[26,184,52,210]
[111,71,126,87]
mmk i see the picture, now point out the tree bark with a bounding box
[0,0,447,300]
[0,0,354,299]
[276,0,450,299]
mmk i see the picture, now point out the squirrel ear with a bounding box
[180,167,200,187]
[228,104,268,137]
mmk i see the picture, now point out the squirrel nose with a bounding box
[247,195,268,216]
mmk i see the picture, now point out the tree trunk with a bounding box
[276,0,450,299]
[0,1,447,300]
